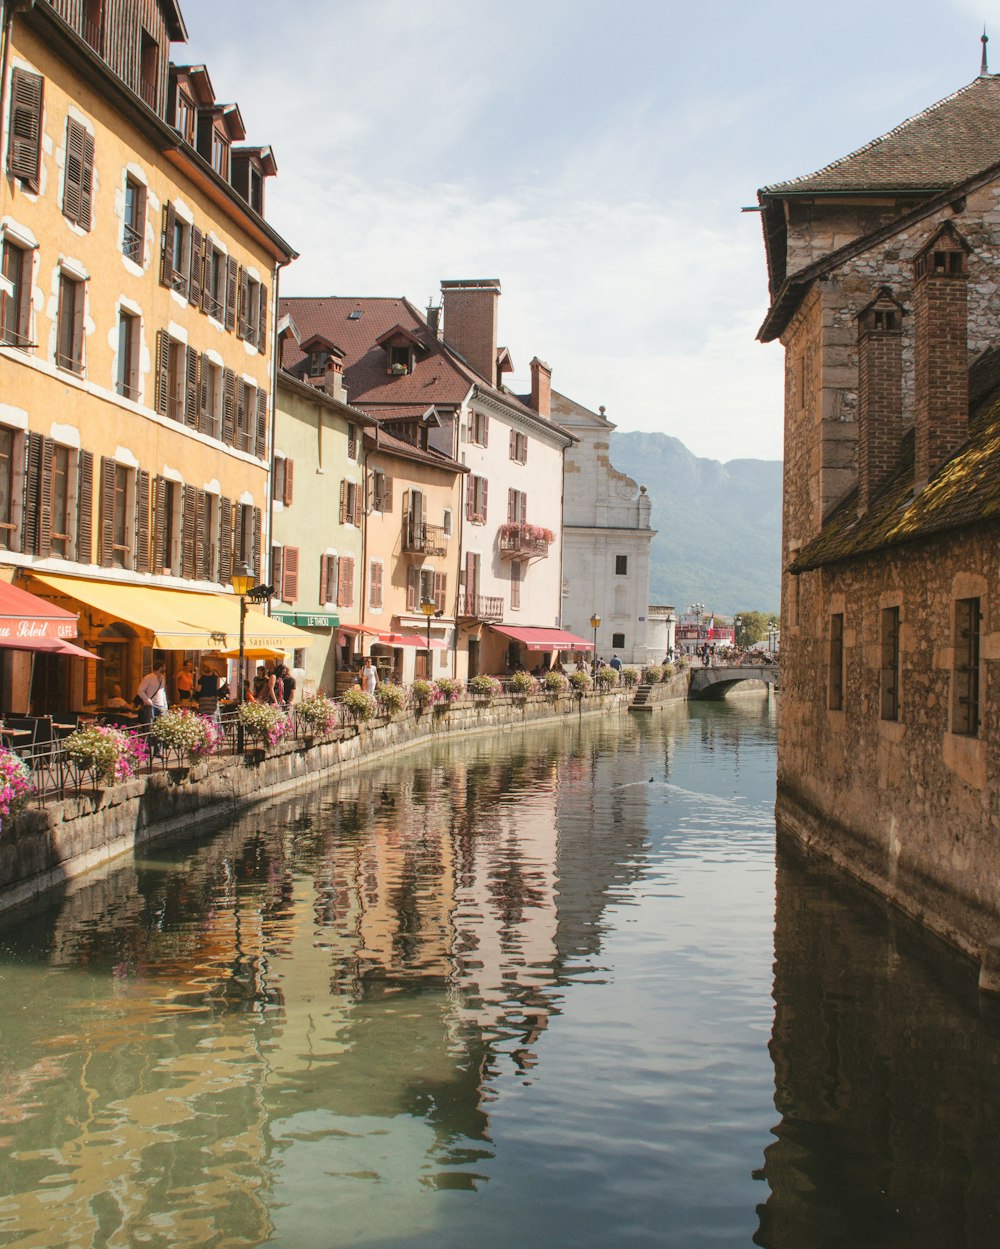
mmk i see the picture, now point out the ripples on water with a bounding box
[0,697,998,1248]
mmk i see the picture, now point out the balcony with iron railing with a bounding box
[459,593,504,621]
[402,519,448,557]
[498,523,553,559]
[122,222,143,265]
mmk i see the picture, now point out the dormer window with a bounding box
[376,323,422,376]
[211,126,229,177]
[389,345,411,375]
[914,222,970,282]
[309,349,329,377]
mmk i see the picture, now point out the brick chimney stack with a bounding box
[529,356,552,418]
[323,349,346,403]
[912,222,971,490]
[440,278,500,385]
[856,287,904,516]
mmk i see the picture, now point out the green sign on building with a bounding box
[270,611,339,629]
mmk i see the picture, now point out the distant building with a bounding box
[553,393,656,665]
[757,60,1000,974]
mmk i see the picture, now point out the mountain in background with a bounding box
[610,431,782,616]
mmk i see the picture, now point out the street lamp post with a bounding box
[420,598,436,680]
[231,562,256,750]
[590,612,601,677]
[734,615,742,650]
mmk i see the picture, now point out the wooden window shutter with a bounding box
[237,267,249,339]
[198,351,211,429]
[185,346,199,428]
[282,545,299,602]
[406,566,417,612]
[383,475,393,512]
[466,475,474,520]
[353,484,362,527]
[77,450,93,563]
[70,282,85,373]
[200,236,213,314]
[319,553,329,603]
[8,69,42,191]
[225,255,238,332]
[135,469,150,575]
[78,129,94,230]
[522,435,528,465]
[182,484,197,579]
[370,561,383,609]
[218,496,232,582]
[283,459,294,506]
[482,478,488,522]
[222,368,236,446]
[154,331,169,416]
[433,571,446,614]
[507,487,515,523]
[23,432,42,555]
[339,479,347,525]
[258,282,268,351]
[63,119,83,224]
[255,388,267,460]
[159,202,175,288]
[195,489,208,579]
[189,225,204,307]
[509,429,515,459]
[483,412,489,447]
[340,555,354,608]
[98,456,115,567]
[271,544,283,599]
[522,493,527,524]
[38,436,53,558]
[152,475,168,573]
[252,506,262,581]
[465,551,475,605]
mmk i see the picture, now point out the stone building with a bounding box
[551,391,657,665]
[756,61,1000,974]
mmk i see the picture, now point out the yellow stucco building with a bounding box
[0,0,300,712]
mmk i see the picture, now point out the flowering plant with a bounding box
[642,665,665,684]
[409,679,435,709]
[433,677,462,702]
[620,666,640,687]
[661,663,676,680]
[0,749,32,830]
[596,667,619,688]
[543,670,568,694]
[150,708,221,762]
[507,670,537,695]
[238,701,289,745]
[468,674,502,700]
[341,688,377,722]
[296,692,339,736]
[569,670,592,692]
[376,682,406,716]
[64,724,147,783]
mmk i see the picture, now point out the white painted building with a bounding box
[553,392,658,666]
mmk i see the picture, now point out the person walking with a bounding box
[136,660,168,753]
[610,654,622,672]
[361,657,378,695]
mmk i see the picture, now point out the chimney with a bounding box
[323,350,346,403]
[856,287,904,515]
[529,356,552,418]
[440,278,500,385]
[912,222,971,490]
[426,302,441,338]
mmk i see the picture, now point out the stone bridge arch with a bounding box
[687,665,779,701]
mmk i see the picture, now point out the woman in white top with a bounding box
[361,658,378,695]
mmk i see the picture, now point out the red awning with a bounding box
[0,580,78,643]
[340,624,382,635]
[0,635,98,658]
[490,625,594,651]
[378,632,447,649]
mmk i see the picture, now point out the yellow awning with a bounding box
[28,575,313,652]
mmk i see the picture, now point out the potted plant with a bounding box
[296,692,340,738]
[376,682,406,717]
[238,701,289,746]
[468,674,502,703]
[543,670,568,696]
[595,667,618,689]
[433,677,462,704]
[621,666,640,688]
[569,670,591,693]
[507,670,537,697]
[63,723,148,784]
[0,749,32,831]
[150,708,222,764]
[341,688,377,723]
[642,664,665,685]
[409,679,435,711]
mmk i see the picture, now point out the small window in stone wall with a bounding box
[952,597,981,736]
[828,613,844,711]
[612,632,625,649]
[880,607,900,721]
[615,555,628,575]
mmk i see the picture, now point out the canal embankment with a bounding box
[0,673,688,913]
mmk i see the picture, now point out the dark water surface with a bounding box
[0,699,998,1248]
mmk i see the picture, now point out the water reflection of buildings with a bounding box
[757,836,1000,1249]
[0,716,655,1238]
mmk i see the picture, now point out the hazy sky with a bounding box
[184,0,988,462]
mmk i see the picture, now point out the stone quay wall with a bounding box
[0,675,689,913]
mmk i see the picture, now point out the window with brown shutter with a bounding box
[21,431,42,555]
[218,495,232,582]
[271,544,283,600]
[255,388,267,460]
[320,553,338,604]
[77,450,93,564]
[0,240,34,348]
[184,345,199,428]
[433,571,446,614]
[152,476,168,573]
[49,443,73,560]
[225,254,238,332]
[337,554,354,608]
[122,176,145,264]
[369,560,383,609]
[339,479,347,525]
[283,458,294,506]
[196,489,210,579]
[8,69,43,192]
[353,483,362,527]
[189,225,204,306]
[181,485,197,579]
[258,282,268,351]
[63,118,95,230]
[56,273,84,374]
[406,566,417,612]
[222,368,236,446]
[135,469,150,574]
[282,546,299,602]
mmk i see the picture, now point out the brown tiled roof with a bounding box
[363,426,468,474]
[762,76,1000,195]
[791,379,1000,572]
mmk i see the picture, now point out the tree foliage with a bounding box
[734,610,779,646]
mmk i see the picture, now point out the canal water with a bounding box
[0,698,998,1249]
